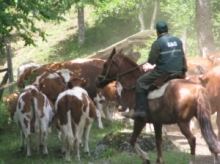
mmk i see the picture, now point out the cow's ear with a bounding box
[67,81,73,89]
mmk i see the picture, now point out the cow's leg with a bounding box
[63,120,74,161]
[35,127,40,154]
[40,120,49,155]
[154,123,165,164]
[103,103,112,121]
[26,133,32,157]
[64,128,74,162]
[96,108,103,129]
[75,131,81,161]
[22,122,32,157]
[94,97,104,129]
[83,124,92,155]
[19,130,25,152]
[177,121,196,164]
[65,135,72,162]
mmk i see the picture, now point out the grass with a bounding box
[0,118,190,164]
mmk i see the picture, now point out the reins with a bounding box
[100,54,146,90]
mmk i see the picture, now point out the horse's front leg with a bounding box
[154,123,165,164]
[130,118,150,164]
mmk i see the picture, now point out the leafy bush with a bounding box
[0,101,11,129]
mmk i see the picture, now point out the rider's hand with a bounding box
[142,63,155,72]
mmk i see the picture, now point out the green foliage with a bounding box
[211,0,220,51]
[0,0,73,54]
[160,0,198,56]
[0,101,10,130]
[93,0,143,21]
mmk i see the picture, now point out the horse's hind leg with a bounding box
[177,122,196,164]
[154,123,165,164]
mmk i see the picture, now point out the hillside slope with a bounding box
[0,6,141,82]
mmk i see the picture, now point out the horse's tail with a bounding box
[196,88,220,153]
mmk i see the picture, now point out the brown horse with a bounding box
[96,48,220,164]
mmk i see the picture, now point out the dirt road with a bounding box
[165,124,217,164]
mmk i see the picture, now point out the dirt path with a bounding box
[164,124,217,164]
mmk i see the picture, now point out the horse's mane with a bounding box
[118,52,138,68]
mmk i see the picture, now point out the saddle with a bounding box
[148,72,184,92]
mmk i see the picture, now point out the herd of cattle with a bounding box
[3,51,220,161]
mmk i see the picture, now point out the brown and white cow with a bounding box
[55,86,96,161]
[3,91,20,109]
[17,58,106,102]
[10,85,55,156]
[17,61,41,79]
[17,65,68,104]
[94,81,119,129]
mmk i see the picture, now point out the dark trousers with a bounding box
[136,68,168,93]
[134,69,168,118]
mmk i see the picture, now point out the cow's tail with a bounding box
[30,89,37,133]
[65,95,74,150]
[196,88,220,153]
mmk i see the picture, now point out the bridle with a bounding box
[98,53,145,90]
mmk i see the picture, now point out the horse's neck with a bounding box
[119,68,141,88]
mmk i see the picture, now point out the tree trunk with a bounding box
[181,29,187,54]
[136,3,146,31]
[150,0,158,30]
[6,44,14,93]
[77,7,85,45]
[138,10,146,31]
[196,0,215,57]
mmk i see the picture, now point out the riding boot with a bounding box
[134,92,147,118]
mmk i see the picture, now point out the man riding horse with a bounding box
[134,21,188,120]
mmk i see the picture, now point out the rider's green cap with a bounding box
[155,21,168,33]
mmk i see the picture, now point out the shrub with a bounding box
[0,101,11,129]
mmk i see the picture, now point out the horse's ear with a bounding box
[119,49,123,54]
[110,47,116,58]
[197,65,208,74]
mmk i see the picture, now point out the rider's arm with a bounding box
[147,41,160,65]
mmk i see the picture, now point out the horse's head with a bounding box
[96,48,123,88]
